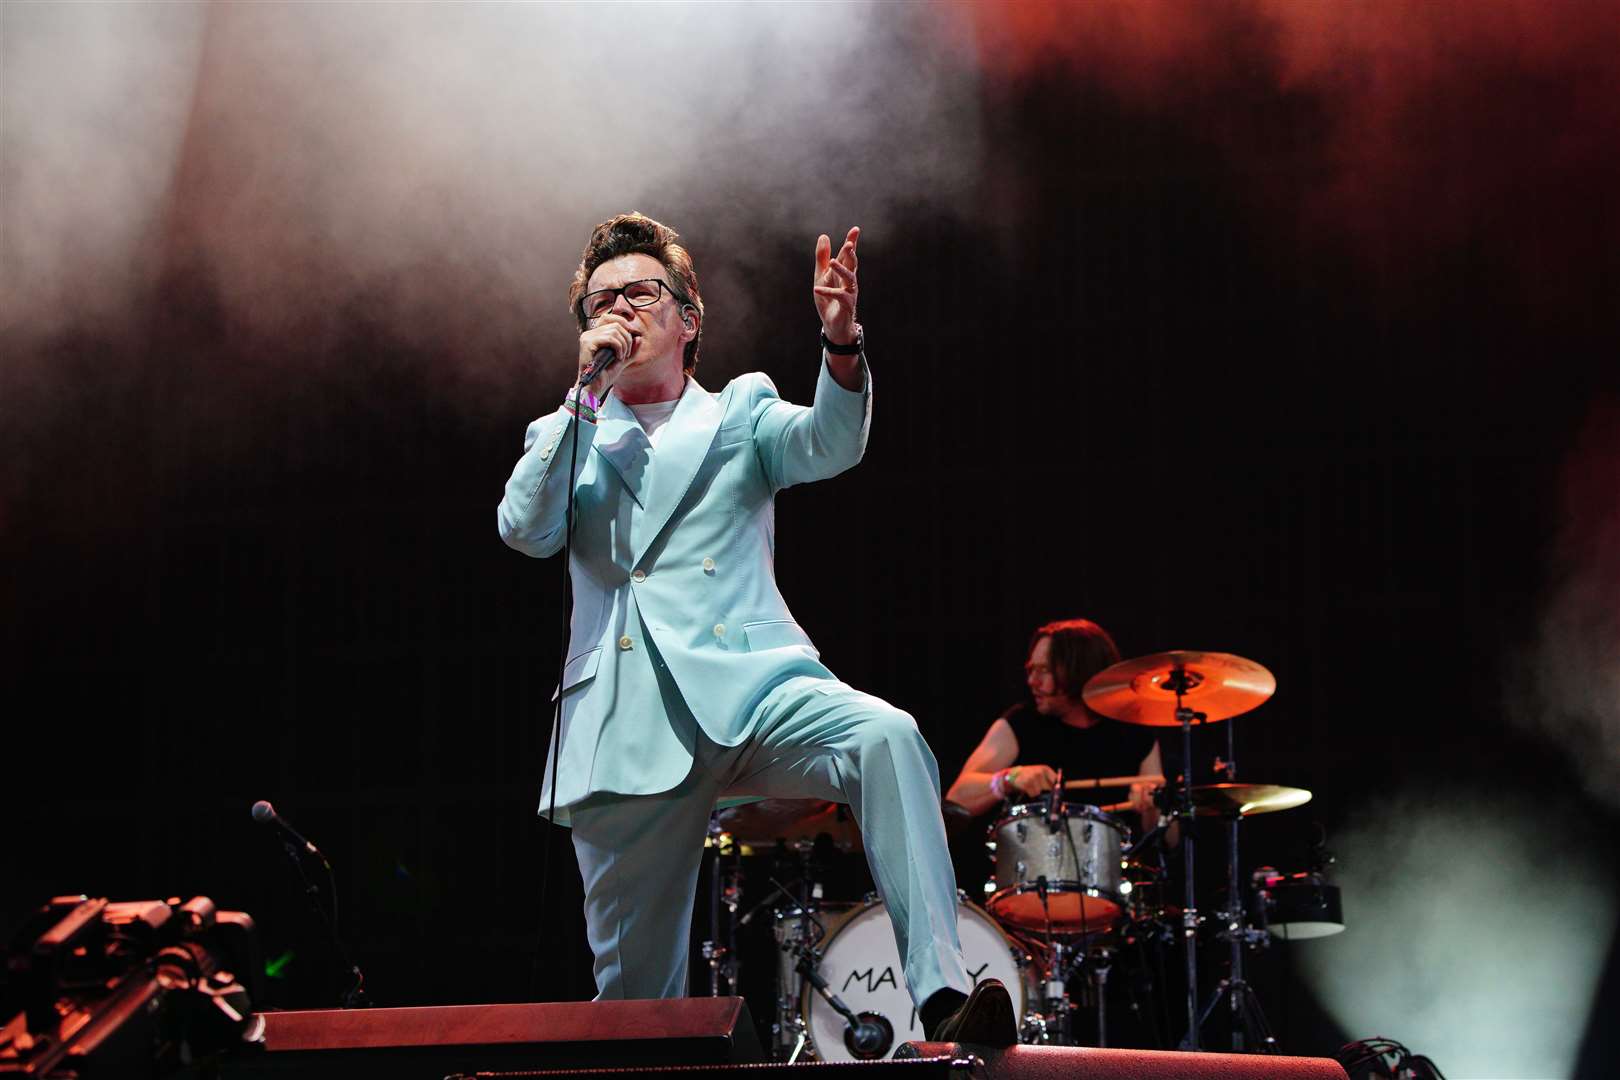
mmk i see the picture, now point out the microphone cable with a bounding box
[534,383,587,998]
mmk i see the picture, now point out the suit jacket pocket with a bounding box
[742,619,817,655]
[550,646,603,701]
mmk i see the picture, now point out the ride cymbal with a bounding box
[1082,650,1276,726]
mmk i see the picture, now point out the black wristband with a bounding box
[820,325,863,355]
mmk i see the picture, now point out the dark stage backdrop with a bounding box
[4,4,1618,1073]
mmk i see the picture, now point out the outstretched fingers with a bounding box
[837,226,859,273]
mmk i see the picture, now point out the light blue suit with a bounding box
[498,350,968,1008]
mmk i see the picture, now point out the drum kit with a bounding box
[701,650,1343,1061]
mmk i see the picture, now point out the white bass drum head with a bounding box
[804,897,1024,1062]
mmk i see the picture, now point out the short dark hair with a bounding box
[568,212,703,373]
[1030,618,1122,701]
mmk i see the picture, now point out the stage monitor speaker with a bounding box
[448,1042,1348,1079]
[902,1041,1350,1079]
[223,998,764,1080]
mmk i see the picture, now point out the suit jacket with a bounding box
[498,353,872,824]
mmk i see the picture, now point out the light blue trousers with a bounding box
[569,674,970,1008]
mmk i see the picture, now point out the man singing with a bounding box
[497,213,1014,1047]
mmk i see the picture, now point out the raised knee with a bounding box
[857,707,927,756]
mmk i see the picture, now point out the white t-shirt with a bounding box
[627,398,681,447]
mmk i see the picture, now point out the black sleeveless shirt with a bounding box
[1002,701,1158,781]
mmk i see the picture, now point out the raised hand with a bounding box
[813,226,860,346]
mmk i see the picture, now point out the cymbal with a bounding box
[1188,783,1311,817]
[714,799,862,852]
[1082,650,1276,726]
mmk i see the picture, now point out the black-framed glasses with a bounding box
[578,278,682,323]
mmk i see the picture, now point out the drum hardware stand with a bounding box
[1090,943,1114,1048]
[701,819,742,996]
[1032,777,1087,1049]
[1043,939,1075,1047]
[1029,876,1076,1046]
[760,842,836,1061]
[1192,714,1280,1053]
[1164,665,1206,1052]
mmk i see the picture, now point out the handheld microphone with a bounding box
[578,346,618,388]
[251,800,324,861]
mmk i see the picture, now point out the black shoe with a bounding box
[926,978,1017,1047]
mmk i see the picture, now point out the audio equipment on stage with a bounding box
[249,799,368,1008]
[455,1041,1348,1079]
[459,1053,961,1079]
[222,999,764,1080]
[900,1042,1349,1079]
[1,895,264,1078]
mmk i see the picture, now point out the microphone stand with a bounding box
[795,952,893,1060]
[273,834,367,1008]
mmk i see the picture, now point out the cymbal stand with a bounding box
[1166,666,1204,1052]
[1195,716,1279,1052]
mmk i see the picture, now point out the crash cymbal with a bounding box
[1082,650,1276,726]
[714,798,863,852]
[1189,783,1311,817]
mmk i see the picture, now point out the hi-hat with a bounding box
[1188,782,1312,817]
[1082,650,1276,726]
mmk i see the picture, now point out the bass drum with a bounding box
[803,895,1025,1062]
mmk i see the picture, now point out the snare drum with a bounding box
[987,802,1127,932]
[803,895,1025,1061]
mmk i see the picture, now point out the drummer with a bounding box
[946,618,1166,832]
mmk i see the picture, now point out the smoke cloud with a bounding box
[2,2,983,401]
[0,2,207,348]
[9,0,1617,399]
[1296,789,1616,1077]
[1517,401,1620,812]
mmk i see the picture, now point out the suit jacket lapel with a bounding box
[633,376,725,563]
[592,394,651,508]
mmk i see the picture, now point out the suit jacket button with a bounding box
[618,635,633,650]
[713,623,726,638]
[631,569,646,583]
[702,557,716,573]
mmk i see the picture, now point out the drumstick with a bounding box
[1064,774,1163,791]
